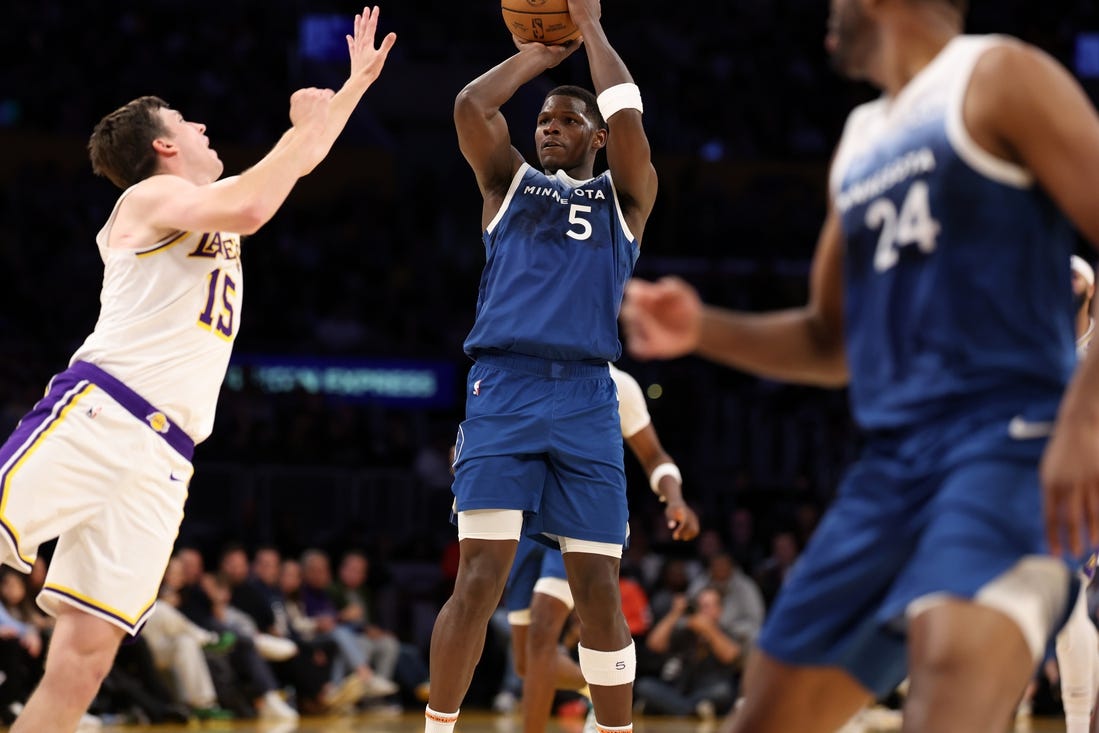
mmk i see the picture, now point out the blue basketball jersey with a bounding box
[463,163,640,362]
[831,35,1076,432]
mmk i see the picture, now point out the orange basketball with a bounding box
[501,0,580,45]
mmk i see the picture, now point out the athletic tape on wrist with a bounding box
[578,641,636,687]
[649,462,682,498]
[597,83,643,120]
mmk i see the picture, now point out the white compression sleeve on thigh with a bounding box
[558,536,623,558]
[1056,581,1099,733]
[578,642,636,687]
[456,508,524,541]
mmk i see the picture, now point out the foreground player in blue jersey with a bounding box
[621,0,1099,731]
[424,1,658,732]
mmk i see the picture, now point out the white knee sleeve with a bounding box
[578,642,636,687]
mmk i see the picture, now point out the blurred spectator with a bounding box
[636,587,742,719]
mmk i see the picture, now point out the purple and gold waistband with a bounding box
[66,361,194,461]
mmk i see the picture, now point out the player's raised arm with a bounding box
[113,7,395,242]
[455,39,581,227]
[622,207,847,386]
[568,0,657,242]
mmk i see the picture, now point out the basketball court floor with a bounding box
[87,710,1071,732]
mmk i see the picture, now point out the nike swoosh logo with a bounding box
[1008,416,1054,440]
[169,472,187,482]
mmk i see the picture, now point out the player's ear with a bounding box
[152,137,178,157]
[591,127,608,152]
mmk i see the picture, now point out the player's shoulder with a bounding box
[960,34,1063,106]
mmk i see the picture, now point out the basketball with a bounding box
[501,0,580,45]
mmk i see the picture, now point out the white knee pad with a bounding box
[456,509,524,541]
[974,555,1073,662]
[507,609,531,626]
[578,642,636,687]
[533,577,575,610]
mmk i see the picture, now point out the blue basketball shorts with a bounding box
[758,434,1073,698]
[451,352,628,547]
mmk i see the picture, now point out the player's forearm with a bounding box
[458,50,554,113]
[574,20,631,93]
[212,129,314,233]
[317,77,373,152]
[695,306,848,387]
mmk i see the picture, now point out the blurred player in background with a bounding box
[0,9,395,732]
[505,364,699,733]
[426,1,659,731]
[622,0,1099,730]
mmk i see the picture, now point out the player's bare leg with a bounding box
[12,605,125,733]
[904,600,1034,733]
[428,538,517,716]
[512,592,586,733]
[720,652,871,733]
[563,551,633,729]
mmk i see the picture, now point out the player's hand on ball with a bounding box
[512,35,583,68]
[346,6,397,87]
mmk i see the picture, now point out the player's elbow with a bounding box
[454,86,494,123]
[232,203,273,235]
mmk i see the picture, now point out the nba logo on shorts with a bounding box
[473,379,482,396]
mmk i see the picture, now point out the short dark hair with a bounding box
[545,85,607,131]
[88,96,170,190]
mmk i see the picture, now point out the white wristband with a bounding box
[596,83,643,120]
[649,462,682,499]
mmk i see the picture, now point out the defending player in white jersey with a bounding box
[0,9,394,732]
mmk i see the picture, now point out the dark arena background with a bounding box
[1,1,1096,730]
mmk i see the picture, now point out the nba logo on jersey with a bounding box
[473,379,482,396]
[146,411,170,434]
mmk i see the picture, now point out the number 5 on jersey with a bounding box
[198,269,236,339]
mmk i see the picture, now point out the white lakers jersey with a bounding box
[70,187,244,443]
[609,364,651,439]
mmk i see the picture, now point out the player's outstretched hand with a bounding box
[621,277,703,360]
[346,6,397,87]
[1041,411,1099,557]
[665,500,700,542]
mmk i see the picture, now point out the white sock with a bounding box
[592,724,632,733]
[425,705,459,733]
[1057,583,1099,733]
[1066,713,1090,733]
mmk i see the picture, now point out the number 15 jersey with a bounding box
[70,186,243,444]
[463,163,639,363]
[831,35,1076,433]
